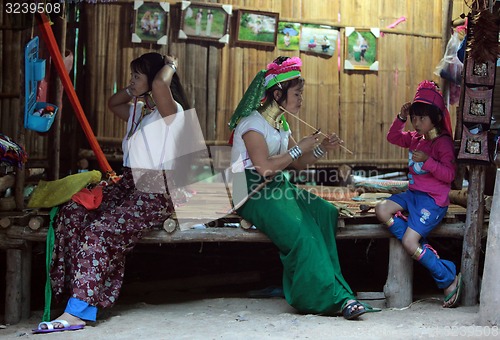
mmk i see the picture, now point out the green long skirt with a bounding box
[235,169,355,314]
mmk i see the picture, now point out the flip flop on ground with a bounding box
[443,272,463,308]
[32,319,85,334]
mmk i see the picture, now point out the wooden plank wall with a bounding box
[213,0,468,167]
[1,0,472,171]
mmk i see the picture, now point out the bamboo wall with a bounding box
[0,0,472,173]
[0,5,30,157]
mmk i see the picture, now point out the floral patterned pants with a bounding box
[50,168,174,308]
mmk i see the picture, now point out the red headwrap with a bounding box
[412,80,453,136]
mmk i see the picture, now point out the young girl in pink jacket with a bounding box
[375,80,462,308]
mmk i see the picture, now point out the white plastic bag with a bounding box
[434,31,464,85]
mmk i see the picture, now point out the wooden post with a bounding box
[5,242,32,324]
[14,134,26,211]
[51,15,67,180]
[479,168,500,326]
[21,242,32,319]
[5,249,23,324]
[440,0,453,104]
[384,238,413,308]
[461,165,485,306]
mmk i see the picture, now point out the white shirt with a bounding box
[231,111,291,173]
[123,100,184,170]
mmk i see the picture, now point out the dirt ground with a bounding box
[1,290,496,340]
[1,241,495,339]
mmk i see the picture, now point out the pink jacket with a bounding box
[387,117,456,207]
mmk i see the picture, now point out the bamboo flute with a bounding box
[279,106,354,154]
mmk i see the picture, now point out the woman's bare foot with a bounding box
[40,312,86,329]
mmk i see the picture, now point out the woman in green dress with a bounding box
[228,56,367,319]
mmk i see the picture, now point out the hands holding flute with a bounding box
[318,132,345,152]
[296,130,352,156]
[279,105,353,154]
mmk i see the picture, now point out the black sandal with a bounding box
[342,300,366,320]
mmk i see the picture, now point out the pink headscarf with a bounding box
[263,56,302,90]
[413,80,453,137]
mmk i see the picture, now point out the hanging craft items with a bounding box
[458,125,490,162]
[457,8,499,164]
[463,87,492,124]
[24,36,59,133]
[466,10,500,63]
[36,13,118,181]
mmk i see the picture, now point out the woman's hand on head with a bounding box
[151,55,179,118]
[164,55,178,69]
[320,133,344,151]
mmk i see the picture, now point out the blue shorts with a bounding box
[388,190,448,238]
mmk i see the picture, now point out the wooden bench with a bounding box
[0,201,473,324]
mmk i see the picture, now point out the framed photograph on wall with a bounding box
[299,24,338,57]
[344,27,379,71]
[277,21,301,51]
[178,1,232,44]
[234,10,279,47]
[132,1,169,45]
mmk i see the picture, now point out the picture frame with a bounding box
[344,27,379,71]
[299,24,338,57]
[132,1,169,45]
[277,21,301,51]
[234,9,279,47]
[178,1,232,44]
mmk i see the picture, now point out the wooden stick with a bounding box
[279,106,354,154]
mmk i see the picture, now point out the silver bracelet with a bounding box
[288,145,303,161]
[125,87,134,97]
[166,62,177,73]
[313,145,325,159]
